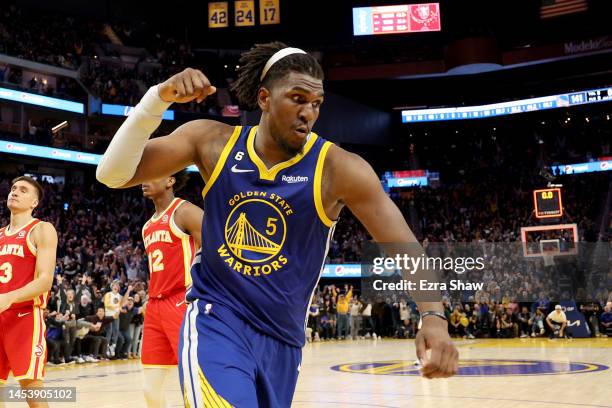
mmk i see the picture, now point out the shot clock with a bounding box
[533,188,563,219]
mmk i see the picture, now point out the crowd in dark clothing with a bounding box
[306,284,612,342]
[0,2,238,113]
[0,4,98,70]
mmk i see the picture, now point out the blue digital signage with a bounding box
[401,86,612,123]
[0,139,197,172]
[0,87,84,114]
[102,104,175,120]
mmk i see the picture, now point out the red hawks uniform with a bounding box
[141,198,195,366]
[0,219,47,383]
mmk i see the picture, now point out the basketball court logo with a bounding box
[331,359,609,376]
[224,198,286,263]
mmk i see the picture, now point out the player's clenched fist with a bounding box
[158,68,217,104]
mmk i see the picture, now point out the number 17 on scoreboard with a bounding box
[260,0,280,25]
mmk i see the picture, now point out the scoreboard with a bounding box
[573,88,612,104]
[353,3,441,36]
[533,188,563,219]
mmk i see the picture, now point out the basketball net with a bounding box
[542,253,555,267]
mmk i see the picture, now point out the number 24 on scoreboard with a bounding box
[235,1,255,26]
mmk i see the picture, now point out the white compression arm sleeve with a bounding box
[96,85,173,188]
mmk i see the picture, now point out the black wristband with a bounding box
[418,311,447,329]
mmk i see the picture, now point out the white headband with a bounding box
[259,47,307,81]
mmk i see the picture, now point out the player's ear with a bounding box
[168,176,176,189]
[32,198,39,209]
[257,87,271,112]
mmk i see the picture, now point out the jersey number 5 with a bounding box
[0,262,12,283]
[148,249,164,273]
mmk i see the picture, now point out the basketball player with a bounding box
[97,42,458,407]
[0,176,57,408]
[141,171,203,408]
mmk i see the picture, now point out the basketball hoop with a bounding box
[539,239,559,266]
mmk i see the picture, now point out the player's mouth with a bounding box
[293,126,309,138]
[7,197,17,203]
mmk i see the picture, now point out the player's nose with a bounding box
[298,105,316,123]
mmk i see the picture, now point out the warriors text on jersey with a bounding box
[142,198,195,298]
[0,219,47,309]
[188,125,337,347]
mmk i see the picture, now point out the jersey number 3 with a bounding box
[0,262,13,283]
[148,249,164,273]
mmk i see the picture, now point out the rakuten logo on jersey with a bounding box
[281,175,309,184]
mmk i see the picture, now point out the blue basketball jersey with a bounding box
[187,125,336,347]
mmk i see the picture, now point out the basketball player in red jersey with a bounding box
[0,176,57,408]
[140,171,202,408]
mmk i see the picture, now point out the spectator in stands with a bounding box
[129,292,145,358]
[530,309,545,337]
[450,305,466,338]
[517,306,531,338]
[103,281,123,356]
[45,309,66,365]
[497,308,514,338]
[60,289,79,363]
[84,307,114,360]
[579,301,601,337]
[320,299,334,341]
[116,288,143,359]
[466,313,479,339]
[307,299,320,342]
[349,296,362,340]
[599,305,612,337]
[361,300,375,339]
[336,286,352,340]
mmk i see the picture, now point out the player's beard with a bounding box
[273,131,304,157]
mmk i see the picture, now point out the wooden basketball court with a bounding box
[2,338,610,407]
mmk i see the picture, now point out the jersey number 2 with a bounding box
[148,249,164,273]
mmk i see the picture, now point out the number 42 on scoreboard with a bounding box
[209,2,229,28]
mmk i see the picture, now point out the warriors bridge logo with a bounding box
[218,190,293,277]
[331,359,609,376]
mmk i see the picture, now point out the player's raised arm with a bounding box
[0,222,57,313]
[326,145,458,379]
[96,68,220,189]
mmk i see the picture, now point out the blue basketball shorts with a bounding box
[178,300,302,408]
